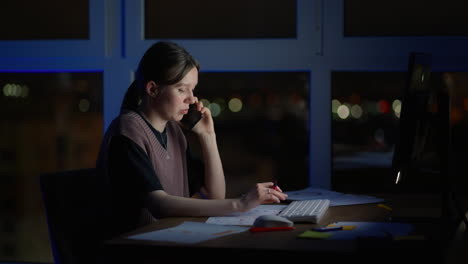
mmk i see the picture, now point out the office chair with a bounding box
[40,168,110,264]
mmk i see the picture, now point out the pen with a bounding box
[271,180,280,192]
[312,224,356,232]
[312,226,343,232]
[249,226,295,232]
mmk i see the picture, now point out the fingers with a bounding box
[268,188,288,201]
[239,183,288,211]
[269,182,282,192]
[193,100,212,116]
[265,191,281,203]
[260,183,288,203]
[264,182,285,194]
[193,97,201,109]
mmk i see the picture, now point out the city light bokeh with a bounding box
[332,71,468,193]
[0,72,103,262]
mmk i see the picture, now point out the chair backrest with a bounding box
[40,168,109,264]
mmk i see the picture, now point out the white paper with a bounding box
[285,187,384,206]
[206,204,287,226]
[127,221,249,244]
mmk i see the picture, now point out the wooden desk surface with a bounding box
[105,197,446,263]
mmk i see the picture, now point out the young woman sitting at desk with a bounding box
[96,41,288,237]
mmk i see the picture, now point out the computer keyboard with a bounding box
[278,199,330,223]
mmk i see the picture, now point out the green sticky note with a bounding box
[297,230,332,239]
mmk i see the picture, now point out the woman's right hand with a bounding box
[237,182,288,212]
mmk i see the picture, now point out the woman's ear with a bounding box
[145,81,159,98]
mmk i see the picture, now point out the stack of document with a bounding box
[285,187,384,206]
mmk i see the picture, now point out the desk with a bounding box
[105,194,447,264]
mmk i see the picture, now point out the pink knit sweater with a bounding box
[96,110,190,225]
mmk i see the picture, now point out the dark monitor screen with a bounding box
[391,52,440,189]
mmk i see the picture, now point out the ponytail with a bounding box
[120,80,141,113]
[120,41,199,114]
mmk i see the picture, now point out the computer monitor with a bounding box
[391,52,467,242]
[391,52,437,188]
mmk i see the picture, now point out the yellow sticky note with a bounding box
[297,230,332,239]
[377,203,393,211]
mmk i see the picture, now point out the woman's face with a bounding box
[155,67,198,122]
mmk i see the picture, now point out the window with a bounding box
[344,0,468,36]
[0,0,89,40]
[192,71,310,195]
[0,71,102,262]
[144,0,296,39]
[331,71,404,192]
[331,71,468,193]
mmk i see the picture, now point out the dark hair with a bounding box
[120,41,200,112]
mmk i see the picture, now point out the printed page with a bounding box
[206,204,287,226]
[127,221,249,244]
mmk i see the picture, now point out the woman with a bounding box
[96,41,287,237]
